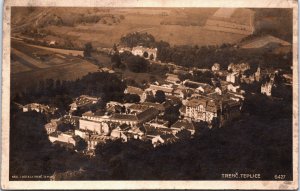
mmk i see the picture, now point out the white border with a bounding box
[1,0,298,190]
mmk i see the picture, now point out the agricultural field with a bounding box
[12,7,247,49]
[11,39,99,94]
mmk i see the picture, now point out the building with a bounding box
[48,131,79,147]
[226,72,239,83]
[165,73,181,84]
[171,119,196,135]
[110,124,131,141]
[261,81,274,96]
[124,86,144,99]
[228,63,250,73]
[75,129,89,139]
[149,84,174,95]
[211,63,220,72]
[227,83,240,93]
[79,119,110,135]
[132,46,157,61]
[151,134,178,147]
[44,119,62,134]
[22,103,57,114]
[183,80,214,94]
[87,135,109,150]
[145,118,169,129]
[69,95,100,112]
[182,95,241,126]
[110,107,160,126]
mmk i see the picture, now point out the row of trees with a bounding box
[118,32,292,73]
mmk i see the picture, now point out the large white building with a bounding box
[182,95,241,126]
[79,119,110,135]
[132,46,157,61]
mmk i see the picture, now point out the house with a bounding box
[228,63,250,73]
[75,129,89,139]
[182,95,241,126]
[99,67,115,73]
[48,40,56,46]
[145,118,169,129]
[149,84,174,95]
[79,119,110,135]
[211,63,220,72]
[215,87,223,95]
[165,73,181,84]
[128,104,150,113]
[261,81,274,96]
[171,119,195,135]
[226,72,239,83]
[141,90,155,102]
[110,124,131,142]
[124,86,144,99]
[44,119,62,134]
[283,73,292,84]
[63,115,80,127]
[151,134,178,147]
[48,131,79,147]
[227,83,240,93]
[69,95,100,112]
[144,123,173,137]
[127,127,145,140]
[87,135,109,150]
[132,46,157,61]
[23,103,57,114]
[173,85,194,99]
[140,101,171,113]
[110,107,160,126]
[183,80,214,94]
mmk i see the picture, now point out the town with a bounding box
[14,39,292,157]
[9,7,293,181]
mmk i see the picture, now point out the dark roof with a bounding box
[160,134,178,143]
[171,120,195,131]
[111,114,138,121]
[136,107,159,121]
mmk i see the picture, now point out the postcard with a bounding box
[1,0,298,190]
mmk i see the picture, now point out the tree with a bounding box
[57,123,75,132]
[111,54,122,68]
[143,51,149,58]
[84,42,93,58]
[123,93,140,103]
[125,55,149,73]
[149,54,154,60]
[155,90,166,103]
[74,137,87,151]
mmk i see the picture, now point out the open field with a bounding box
[12,8,248,48]
[11,39,98,93]
[44,12,245,48]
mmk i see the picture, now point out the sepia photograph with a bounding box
[1,0,298,190]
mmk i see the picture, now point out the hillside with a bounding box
[11,7,244,48]
[11,8,292,48]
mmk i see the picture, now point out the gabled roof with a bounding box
[171,120,195,131]
[111,114,138,121]
[126,86,144,96]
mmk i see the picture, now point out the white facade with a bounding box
[132,46,157,61]
[226,73,238,83]
[261,82,273,96]
[79,119,110,135]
